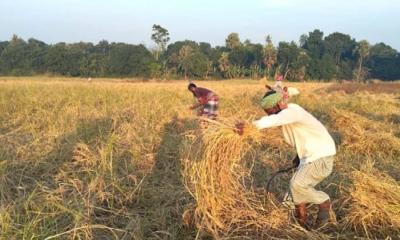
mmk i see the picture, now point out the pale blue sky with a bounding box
[1,0,399,50]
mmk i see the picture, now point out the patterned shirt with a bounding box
[193,87,219,104]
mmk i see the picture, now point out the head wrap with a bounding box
[260,90,283,109]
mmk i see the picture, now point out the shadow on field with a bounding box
[44,117,114,181]
[0,117,113,203]
[130,115,200,240]
[0,117,115,239]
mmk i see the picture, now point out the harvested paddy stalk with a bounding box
[183,118,296,238]
[344,162,400,238]
[330,109,400,157]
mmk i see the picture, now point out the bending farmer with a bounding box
[236,88,336,229]
[188,83,219,120]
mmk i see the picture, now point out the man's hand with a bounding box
[292,155,300,168]
[190,103,200,110]
[234,121,245,135]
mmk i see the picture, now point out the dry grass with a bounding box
[326,82,400,94]
[343,161,400,238]
[0,78,399,239]
[182,119,285,236]
[0,80,195,239]
[329,108,400,157]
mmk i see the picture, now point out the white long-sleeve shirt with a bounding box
[253,103,336,164]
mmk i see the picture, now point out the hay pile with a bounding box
[344,162,400,238]
[330,109,400,157]
[182,118,316,239]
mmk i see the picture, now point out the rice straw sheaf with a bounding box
[182,118,327,239]
[329,109,400,157]
[343,162,400,238]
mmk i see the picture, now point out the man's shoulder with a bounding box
[195,87,211,93]
[196,87,209,91]
[285,103,309,116]
[287,103,322,123]
[287,103,303,111]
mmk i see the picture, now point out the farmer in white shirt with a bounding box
[236,88,336,228]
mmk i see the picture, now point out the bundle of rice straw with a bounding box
[182,118,295,238]
[344,161,400,238]
[330,109,400,157]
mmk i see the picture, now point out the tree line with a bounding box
[0,26,399,81]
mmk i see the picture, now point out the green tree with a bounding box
[107,43,155,77]
[178,45,194,79]
[45,42,90,76]
[291,50,310,81]
[27,38,48,74]
[45,43,69,75]
[151,24,170,61]
[218,52,230,78]
[319,54,336,81]
[68,42,93,76]
[199,42,212,57]
[165,40,197,70]
[199,42,217,78]
[229,46,247,67]
[302,29,324,58]
[263,35,277,79]
[225,33,241,50]
[243,41,263,78]
[92,40,111,76]
[86,54,106,77]
[0,41,7,55]
[190,51,209,78]
[324,32,355,65]
[301,29,328,80]
[0,31,399,81]
[165,41,210,79]
[368,43,398,80]
[243,41,263,67]
[323,32,356,79]
[0,35,30,75]
[354,40,370,82]
[277,41,310,80]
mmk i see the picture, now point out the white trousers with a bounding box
[290,156,334,205]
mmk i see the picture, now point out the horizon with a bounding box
[1,0,399,51]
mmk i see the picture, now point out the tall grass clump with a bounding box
[343,161,400,238]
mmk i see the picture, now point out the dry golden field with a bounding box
[0,77,399,239]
